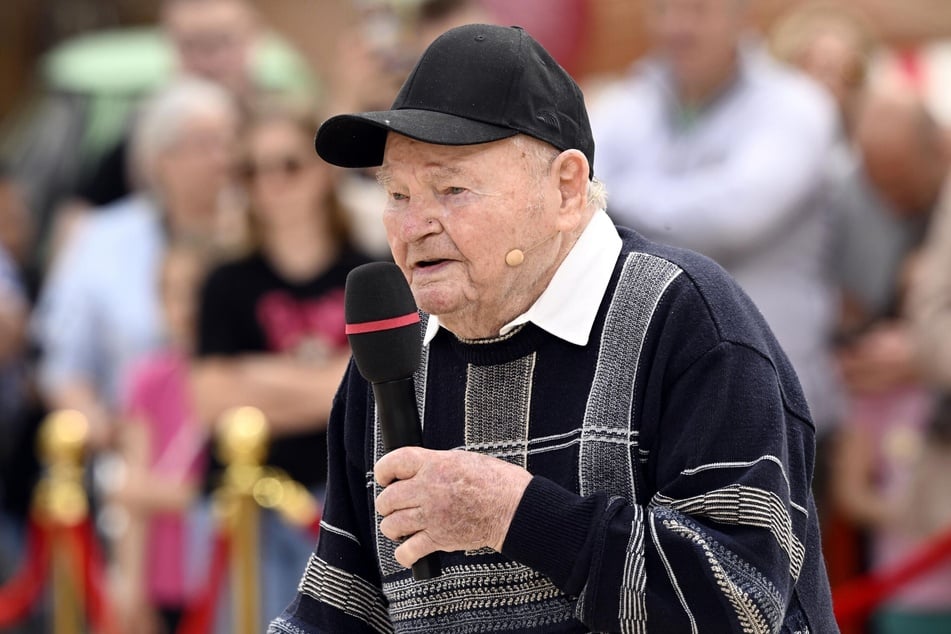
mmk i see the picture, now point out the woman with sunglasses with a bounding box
[190,104,371,630]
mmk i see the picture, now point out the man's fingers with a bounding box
[374,477,424,517]
[393,530,439,569]
[374,446,427,487]
[378,506,425,542]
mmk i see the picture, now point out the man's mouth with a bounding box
[416,259,449,269]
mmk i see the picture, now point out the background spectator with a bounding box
[74,0,316,217]
[829,87,950,634]
[31,76,240,450]
[1,0,314,271]
[908,165,951,388]
[591,0,844,443]
[0,171,32,452]
[835,90,946,394]
[0,167,37,297]
[111,241,211,634]
[191,103,370,628]
[0,167,41,634]
[834,355,951,633]
[769,1,878,134]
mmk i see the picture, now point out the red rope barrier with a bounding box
[176,528,232,634]
[834,524,951,625]
[0,517,121,634]
[49,520,119,634]
[73,520,119,634]
[0,519,50,627]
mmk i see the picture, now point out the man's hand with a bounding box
[374,447,533,569]
[837,321,920,393]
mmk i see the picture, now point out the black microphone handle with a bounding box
[371,377,441,581]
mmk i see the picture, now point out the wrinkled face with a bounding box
[648,0,744,93]
[240,119,329,227]
[379,134,561,338]
[164,0,256,95]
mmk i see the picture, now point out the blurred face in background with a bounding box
[154,107,238,215]
[769,5,876,131]
[795,28,864,113]
[240,118,333,230]
[163,0,257,97]
[857,93,948,217]
[647,0,748,103]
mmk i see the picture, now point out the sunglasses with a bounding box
[238,155,312,182]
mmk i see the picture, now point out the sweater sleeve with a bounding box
[502,341,819,633]
[268,363,394,634]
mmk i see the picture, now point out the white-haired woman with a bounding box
[33,76,241,448]
[32,78,241,634]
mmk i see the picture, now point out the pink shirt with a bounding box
[123,349,206,605]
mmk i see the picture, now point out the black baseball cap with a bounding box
[315,24,594,178]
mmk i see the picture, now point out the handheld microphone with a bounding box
[344,261,440,580]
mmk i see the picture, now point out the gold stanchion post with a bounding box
[33,409,90,634]
[252,468,320,532]
[215,406,268,634]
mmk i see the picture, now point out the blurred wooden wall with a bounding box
[0,0,161,125]
[570,0,922,79]
[250,0,354,88]
[256,0,951,85]
[3,0,951,123]
[0,0,40,126]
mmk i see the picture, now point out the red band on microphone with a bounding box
[345,312,420,335]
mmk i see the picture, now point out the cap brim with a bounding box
[315,109,518,168]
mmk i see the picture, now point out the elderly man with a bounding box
[270,24,837,634]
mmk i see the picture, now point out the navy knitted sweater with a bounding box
[269,229,839,633]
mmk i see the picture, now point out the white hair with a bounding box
[586,176,607,211]
[129,76,237,190]
[511,134,608,211]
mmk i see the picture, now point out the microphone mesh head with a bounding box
[345,262,421,383]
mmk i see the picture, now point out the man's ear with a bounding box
[551,149,589,231]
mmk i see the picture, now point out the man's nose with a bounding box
[398,196,442,243]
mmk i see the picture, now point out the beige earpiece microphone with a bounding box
[505,232,559,267]
[505,249,525,267]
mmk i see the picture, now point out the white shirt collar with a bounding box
[423,209,622,346]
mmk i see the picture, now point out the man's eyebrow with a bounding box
[375,168,392,187]
[429,165,465,180]
[376,164,468,187]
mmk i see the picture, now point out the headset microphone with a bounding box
[504,249,525,267]
[504,232,559,267]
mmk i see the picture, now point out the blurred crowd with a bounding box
[1,0,951,633]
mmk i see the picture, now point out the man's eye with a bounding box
[391,192,408,201]
[445,186,466,195]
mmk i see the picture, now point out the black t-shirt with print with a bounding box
[197,247,372,489]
